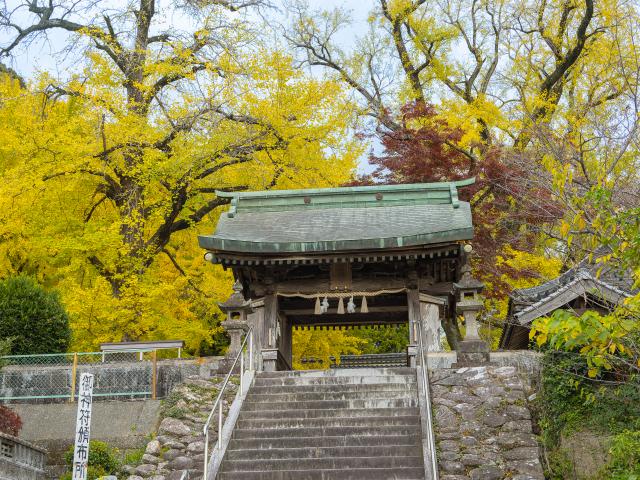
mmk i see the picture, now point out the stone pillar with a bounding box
[419,302,442,352]
[221,319,248,358]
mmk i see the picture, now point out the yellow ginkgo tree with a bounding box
[0,1,361,352]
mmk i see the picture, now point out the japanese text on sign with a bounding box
[72,373,94,480]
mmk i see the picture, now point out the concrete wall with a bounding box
[0,432,47,480]
[14,400,162,478]
[0,357,221,403]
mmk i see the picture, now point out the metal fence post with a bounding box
[249,331,253,371]
[218,400,222,448]
[152,350,158,400]
[70,353,78,402]
[240,350,244,394]
[203,431,209,480]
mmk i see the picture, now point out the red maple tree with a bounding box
[356,102,561,295]
[0,405,22,436]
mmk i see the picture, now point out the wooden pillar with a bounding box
[264,293,278,348]
[247,299,264,371]
[407,288,420,344]
[262,291,279,371]
[406,264,425,367]
[280,313,293,369]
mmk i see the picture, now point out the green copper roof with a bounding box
[199,178,475,254]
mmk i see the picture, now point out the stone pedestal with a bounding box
[407,344,417,367]
[217,320,248,374]
[222,320,248,357]
[453,339,491,367]
[217,356,242,374]
[261,349,278,372]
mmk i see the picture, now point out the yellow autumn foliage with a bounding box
[292,329,366,370]
[0,48,361,353]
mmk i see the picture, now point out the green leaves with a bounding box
[531,307,638,378]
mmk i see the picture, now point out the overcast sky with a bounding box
[2,0,372,80]
[1,0,377,172]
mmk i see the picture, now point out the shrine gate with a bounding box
[199,178,482,371]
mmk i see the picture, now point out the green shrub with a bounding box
[123,446,145,466]
[60,465,107,480]
[0,276,70,355]
[61,440,120,480]
[599,430,640,479]
[537,351,640,445]
[545,448,574,480]
[536,351,640,478]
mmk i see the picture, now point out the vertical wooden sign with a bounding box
[72,373,94,480]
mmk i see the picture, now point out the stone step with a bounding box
[241,397,418,411]
[250,382,416,394]
[227,434,422,450]
[238,406,420,420]
[254,375,416,387]
[257,367,415,378]
[215,367,426,480]
[245,388,417,403]
[225,444,423,461]
[219,455,424,472]
[235,415,421,430]
[217,467,425,480]
[232,424,422,440]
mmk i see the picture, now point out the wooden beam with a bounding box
[291,311,408,327]
[283,305,408,315]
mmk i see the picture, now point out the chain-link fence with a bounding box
[0,348,182,403]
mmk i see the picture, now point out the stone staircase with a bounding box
[216,367,426,480]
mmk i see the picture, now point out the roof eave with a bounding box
[198,227,473,255]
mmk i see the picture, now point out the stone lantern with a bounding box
[453,247,490,365]
[218,280,253,359]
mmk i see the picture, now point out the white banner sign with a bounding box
[72,373,94,480]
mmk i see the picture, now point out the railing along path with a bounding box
[202,326,254,480]
[416,320,439,480]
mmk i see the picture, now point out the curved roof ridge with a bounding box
[511,248,634,304]
[215,178,476,199]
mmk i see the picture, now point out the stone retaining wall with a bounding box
[431,365,544,480]
[122,376,239,480]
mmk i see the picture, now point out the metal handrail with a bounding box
[202,326,254,480]
[416,322,439,480]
